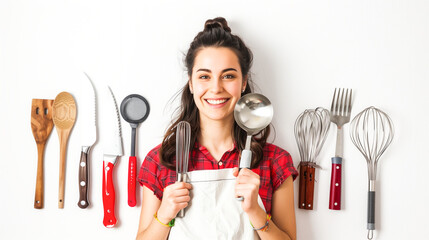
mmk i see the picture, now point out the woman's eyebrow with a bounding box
[196,68,211,73]
[196,68,238,73]
[222,68,238,73]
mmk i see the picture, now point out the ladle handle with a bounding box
[239,149,252,169]
[237,149,252,201]
[128,156,137,207]
[329,157,342,210]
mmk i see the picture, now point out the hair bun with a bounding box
[204,17,231,33]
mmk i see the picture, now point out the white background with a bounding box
[1,1,428,239]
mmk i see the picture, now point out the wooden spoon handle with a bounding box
[58,131,69,209]
[34,143,46,209]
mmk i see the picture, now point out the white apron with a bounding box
[169,168,266,240]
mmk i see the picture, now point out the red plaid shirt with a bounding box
[138,142,298,214]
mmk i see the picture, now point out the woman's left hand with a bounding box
[233,167,261,213]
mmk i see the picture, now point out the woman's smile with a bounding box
[205,98,229,106]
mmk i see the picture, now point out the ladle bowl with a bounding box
[234,93,273,168]
[234,93,273,136]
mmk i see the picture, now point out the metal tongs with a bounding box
[176,121,191,218]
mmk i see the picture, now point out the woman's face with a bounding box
[189,47,246,125]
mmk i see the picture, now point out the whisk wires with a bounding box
[294,108,331,163]
[350,106,394,180]
[176,121,191,181]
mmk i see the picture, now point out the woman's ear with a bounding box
[189,80,193,94]
[242,76,248,92]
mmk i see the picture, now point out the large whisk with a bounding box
[176,121,191,217]
[350,106,394,240]
[295,107,331,210]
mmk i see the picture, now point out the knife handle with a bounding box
[329,157,342,210]
[78,150,90,208]
[103,160,117,228]
[128,156,137,207]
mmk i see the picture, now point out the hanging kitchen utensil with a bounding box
[176,121,191,218]
[78,73,97,209]
[31,99,54,209]
[350,106,394,240]
[53,92,77,209]
[234,93,273,200]
[329,88,353,210]
[103,86,123,228]
[120,94,150,207]
[294,107,330,210]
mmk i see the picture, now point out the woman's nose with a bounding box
[210,79,223,93]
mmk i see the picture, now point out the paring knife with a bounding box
[78,72,97,209]
[102,86,123,228]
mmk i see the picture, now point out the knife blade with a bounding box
[102,86,123,228]
[78,72,97,209]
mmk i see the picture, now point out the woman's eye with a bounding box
[223,74,235,79]
[199,75,209,80]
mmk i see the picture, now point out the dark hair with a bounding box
[159,17,270,170]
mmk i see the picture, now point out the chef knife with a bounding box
[102,86,123,228]
[78,72,97,209]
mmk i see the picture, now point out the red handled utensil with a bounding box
[120,94,150,207]
[329,88,352,210]
[102,86,123,228]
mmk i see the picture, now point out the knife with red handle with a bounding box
[102,86,123,228]
[103,156,117,227]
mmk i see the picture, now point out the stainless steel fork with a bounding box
[329,88,352,210]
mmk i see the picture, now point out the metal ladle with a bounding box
[234,93,273,169]
[234,93,273,200]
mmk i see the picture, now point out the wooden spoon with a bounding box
[53,92,77,209]
[31,99,54,209]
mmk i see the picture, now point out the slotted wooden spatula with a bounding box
[31,99,54,209]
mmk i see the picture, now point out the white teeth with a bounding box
[206,99,227,105]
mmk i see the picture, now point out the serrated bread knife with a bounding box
[78,72,97,209]
[102,86,123,228]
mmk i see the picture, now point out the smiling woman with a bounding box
[190,47,245,124]
[136,17,298,240]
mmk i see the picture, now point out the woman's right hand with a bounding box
[156,182,192,223]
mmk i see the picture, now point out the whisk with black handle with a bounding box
[350,106,394,240]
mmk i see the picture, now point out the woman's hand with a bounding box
[233,167,261,213]
[157,182,192,223]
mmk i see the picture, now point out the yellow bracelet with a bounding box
[250,214,271,232]
[154,212,175,227]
